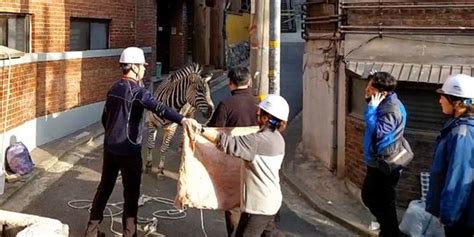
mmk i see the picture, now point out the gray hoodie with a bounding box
[217,127,285,215]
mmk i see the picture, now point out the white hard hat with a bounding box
[437,74,474,99]
[259,94,290,121]
[119,47,147,65]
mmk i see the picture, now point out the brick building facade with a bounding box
[302,0,474,206]
[0,0,156,150]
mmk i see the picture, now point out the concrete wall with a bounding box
[302,40,337,170]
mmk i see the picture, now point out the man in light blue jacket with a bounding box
[426,74,474,237]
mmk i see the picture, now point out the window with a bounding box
[241,0,250,12]
[348,76,367,118]
[227,0,250,13]
[0,14,30,52]
[70,18,109,51]
[348,76,447,131]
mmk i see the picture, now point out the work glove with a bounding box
[368,92,385,108]
[181,118,202,131]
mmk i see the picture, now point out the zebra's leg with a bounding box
[144,124,158,174]
[157,123,178,177]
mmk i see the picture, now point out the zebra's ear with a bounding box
[203,73,213,83]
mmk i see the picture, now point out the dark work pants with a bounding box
[235,212,282,237]
[85,150,142,237]
[362,166,401,237]
[445,225,474,237]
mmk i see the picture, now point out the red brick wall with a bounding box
[345,115,439,206]
[346,3,474,28]
[0,57,116,131]
[345,116,366,188]
[0,0,156,133]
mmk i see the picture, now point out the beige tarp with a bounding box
[175,126,259,210]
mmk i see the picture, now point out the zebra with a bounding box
[144,63,214,176]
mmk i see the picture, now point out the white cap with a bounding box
[119,47,147,65]
[259,94,290,121]
[437,74,474,99]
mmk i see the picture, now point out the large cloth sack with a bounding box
[175,126,259,210]
[399,200,445,237]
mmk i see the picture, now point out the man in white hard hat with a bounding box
[188,94,289,237]
[85,47,196,237]
[426,74,474,237]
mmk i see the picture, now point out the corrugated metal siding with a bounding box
[346,61,474,84]
[397,84,446,131]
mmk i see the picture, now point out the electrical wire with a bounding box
[68,194,188,236]
[382,35,474,47]
[343,35,381,63]
[200,209,208,237]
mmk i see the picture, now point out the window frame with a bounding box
[70,17,110,51]
[347,73,366,120]
[227,0,250,14]
[0,13,31,53]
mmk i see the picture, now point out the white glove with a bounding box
[369,92,385,108]
[181,118,202,132]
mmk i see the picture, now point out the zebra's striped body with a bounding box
[144,63,214,175]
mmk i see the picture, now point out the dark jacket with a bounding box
[207,88,258,127]
[102,78,183,155]
[426,115,474,228]
[363,92,408,167]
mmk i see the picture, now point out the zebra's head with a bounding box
[186,72,214,119]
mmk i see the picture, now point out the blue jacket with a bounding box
[426,115,474,228]
[102,78,184,155]
[363,93,407,167]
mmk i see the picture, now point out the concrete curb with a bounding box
[0,123,104,208]
[281,174,377,237]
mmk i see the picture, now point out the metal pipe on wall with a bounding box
[340,30,474,36]
[341,25,474,31]
[269,0,281,95]
[250,0,270,98]
[341,4,474,9]
[304,14,344,21]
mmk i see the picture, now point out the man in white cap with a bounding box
[426,74,474,237]
[85,47,195,237]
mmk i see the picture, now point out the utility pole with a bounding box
[269,0,281,95]
[250,0,270,100]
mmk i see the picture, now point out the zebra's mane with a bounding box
[154,63,204,102]
[167,63,202,82]
[155,63,203,93]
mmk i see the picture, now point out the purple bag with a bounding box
[5,142,34,175]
